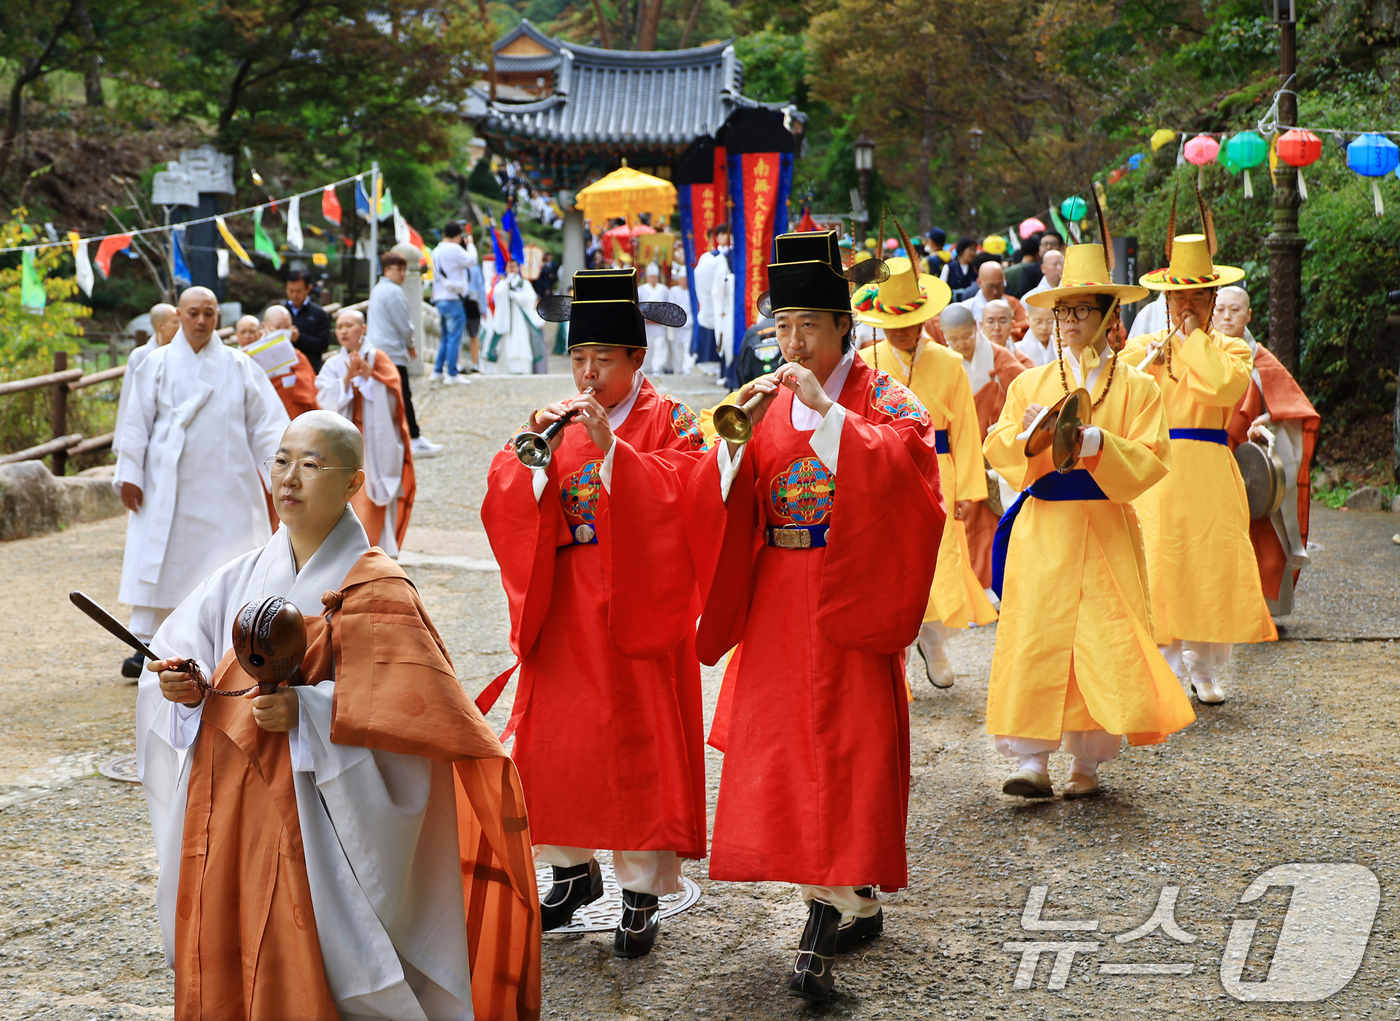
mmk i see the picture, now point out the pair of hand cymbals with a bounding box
[1023,388,1092,472]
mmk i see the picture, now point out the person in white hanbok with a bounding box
[113,302,178,457]
[638,262,671,373]
[489,259,545,375]
[710,240,735,379]
[112,286,289,673]
[668,265,695,374]
[314,310,412,558]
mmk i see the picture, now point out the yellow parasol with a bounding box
[573,162,676,224]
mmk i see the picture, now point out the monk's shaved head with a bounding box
[336,308,365,326]
[940,304,975,331]
[263,305,293,330]
[284,411,363,470]
[150,303,177,327]
[179,285,218,309]
[1217,285,1250,309]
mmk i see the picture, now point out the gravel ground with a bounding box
[2,366,1398,1020]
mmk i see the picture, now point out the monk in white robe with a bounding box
[140,412,540,1020]
[114,302,178,456]
[315,309,415,557]
[113,286,289,655]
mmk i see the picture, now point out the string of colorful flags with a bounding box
[9,170,434,313]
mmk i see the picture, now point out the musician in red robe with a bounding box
[479,268,708,959]
[1216,285,1319,616]
[687,232,945,1001]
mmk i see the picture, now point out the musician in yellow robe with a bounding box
[1121,233,1277,705]
[985,244,1195,800]
[853,253,995,688]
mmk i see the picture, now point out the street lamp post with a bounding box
[1266,0,1305,376]
[854,131,875,228]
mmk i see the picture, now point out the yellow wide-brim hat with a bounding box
[1025,244,1149,308]
[1139,233,1245,291]
[851,256,953,328]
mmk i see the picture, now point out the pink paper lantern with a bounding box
[1018,216,1047,239]
[1184,133,1220,166]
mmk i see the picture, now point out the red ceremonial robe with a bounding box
[480,377,708,858]
[1225,343,1320,601]
[688,358,945,889]
[348,353,416,550]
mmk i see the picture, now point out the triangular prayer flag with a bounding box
[21,249,46,313]
[322,185,342,226]
[377,184,393,222]
[311,252,329,266]
[1048,207,1070,244]
[392,207,425,251]
[253,207,282,269]
[72,237,94,297]
[94,234,132,278]
[172,227,192,286]
[216,216,253,267]
[356,179,372,221]
[217,248,230,278]
[287,195,304,251]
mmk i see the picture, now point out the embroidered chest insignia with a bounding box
[769,457,835,525]
[667,399,707,450]
[869,370,930,424]
[559,460,603,534]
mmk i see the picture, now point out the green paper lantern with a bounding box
[1060,196,1087,221]
[1223,131,1267,173]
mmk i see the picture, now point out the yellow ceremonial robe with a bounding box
[862,340,997,627]
[984,360,1195,745]
[1120,328,1277,645]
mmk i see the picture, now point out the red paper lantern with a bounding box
[1277,129,1322,168]
[1184,133,1220,165]
[1108,168,1125,185]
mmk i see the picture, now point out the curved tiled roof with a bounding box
[473,21,754,150]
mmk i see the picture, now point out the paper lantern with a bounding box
[1184,133,1219,188]
[1184,133,1220,165]
[1277,129,1322,202]
[1060,196,1087,222]
[1150,129,1177,152]
[1277,129,1322,168]
[884,237,899,251]
[1347,132,1399,216]
[1223,130,1267,198]
[982,234,1008,256]
[1127,153,1143,170]
[1108,168,1125,185]
[1019,216,1047,239]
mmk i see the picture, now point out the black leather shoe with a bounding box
[788,899,841,1001]
[121,653,144,680]
[835,887,883,953]
[539,859,603,931]
[613,889,660,958]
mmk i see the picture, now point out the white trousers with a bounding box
[994,731,1123,778]
[535,845,681,897]
[1160,640,1232,681]
[802,885,882,925]
[129,605,173,644]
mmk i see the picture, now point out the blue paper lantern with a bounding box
[1347,132,1399,177]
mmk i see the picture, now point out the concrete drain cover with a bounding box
[535,861,701,934]
[98,753,140,782]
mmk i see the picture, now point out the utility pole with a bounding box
[1266,0,1304,376]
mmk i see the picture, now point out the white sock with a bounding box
[1017,752,1050,775]
[1069,757,1098,778]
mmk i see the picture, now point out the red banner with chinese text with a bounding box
[740,151,781,330]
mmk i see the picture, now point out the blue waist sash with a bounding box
[559,522,599,547]
[1169,427,1228,444]
[990,469,1108,597]
[765,524,829,549]
[934,429,950,455]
